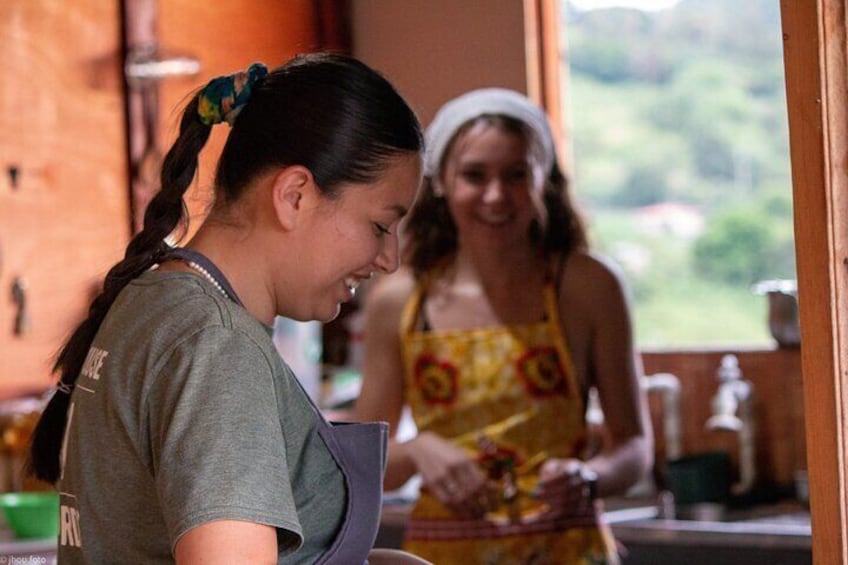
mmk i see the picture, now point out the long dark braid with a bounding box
[27,97,211,483]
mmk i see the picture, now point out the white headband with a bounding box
[424,88,556,178]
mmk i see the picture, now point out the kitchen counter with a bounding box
[376,497,812,564]
[605,501,810,550]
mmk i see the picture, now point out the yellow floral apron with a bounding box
[399,275,619,565]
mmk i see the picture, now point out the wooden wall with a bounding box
[0,0,336,398]
[155,0,325,236]
[0,1,130,397]
[351,0,528,126]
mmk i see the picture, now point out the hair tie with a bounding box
[197,62,269,126]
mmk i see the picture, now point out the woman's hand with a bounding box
[408,431,499,519]
[535,458,596,518]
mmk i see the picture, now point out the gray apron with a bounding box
[313,415,388,564]
[165,248,388,564]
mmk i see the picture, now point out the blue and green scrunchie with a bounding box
[197,62,269,126]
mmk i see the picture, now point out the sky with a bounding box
[567,0,681,12]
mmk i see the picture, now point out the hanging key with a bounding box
[11,278,29,336]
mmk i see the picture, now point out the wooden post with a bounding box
[780,1,848,562]
[523,0,573,175]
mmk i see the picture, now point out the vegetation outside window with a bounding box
[559,0,795,347]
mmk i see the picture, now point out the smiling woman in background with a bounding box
[26,53,425,564]
[355,88,653,564]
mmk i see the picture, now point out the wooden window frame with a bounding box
[524,0,572,174]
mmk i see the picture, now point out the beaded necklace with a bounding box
[185,260,229,300]
[163,248,242,306]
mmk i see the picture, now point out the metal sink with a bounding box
[603,498,811,565]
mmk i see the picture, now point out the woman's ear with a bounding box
[270,166,314,231]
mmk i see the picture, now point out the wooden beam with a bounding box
[780,1,848,562]
[523,0,572,175]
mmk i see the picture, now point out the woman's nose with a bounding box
[374,233,400,274]
[482,179,505,204]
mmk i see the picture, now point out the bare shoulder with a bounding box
[561,251,628,299]
[557,251,633,331]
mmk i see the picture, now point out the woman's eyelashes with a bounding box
[506,168,529,183]
[459,167,530,187]
[460,169,487,184]
[374,222,391,237]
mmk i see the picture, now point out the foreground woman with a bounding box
[29,53,426,564]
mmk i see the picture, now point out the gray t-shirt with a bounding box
[57,271,346,564]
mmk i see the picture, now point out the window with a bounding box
[559,0,795,347]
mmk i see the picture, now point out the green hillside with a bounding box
[562,0,794,347]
